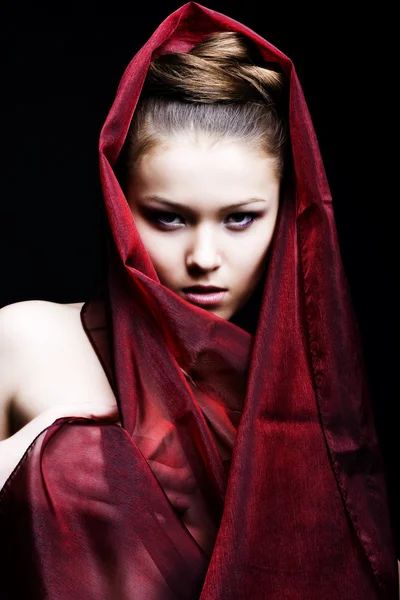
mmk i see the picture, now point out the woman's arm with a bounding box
[0,304,18,441]
[0,302,120,488]
[0,401,119,489]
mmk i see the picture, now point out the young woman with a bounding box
[0,3,398,599]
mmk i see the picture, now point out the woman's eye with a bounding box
[225,213,259,229]
[153,212,185,228]
[148,211,260,230]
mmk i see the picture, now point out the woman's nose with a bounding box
[186,226,221,271]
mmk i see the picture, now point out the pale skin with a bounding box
[0,136,398,589]
[127,135,280,321]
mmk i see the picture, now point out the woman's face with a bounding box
[126,136,280,320]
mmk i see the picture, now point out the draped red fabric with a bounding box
[0,2,398,598]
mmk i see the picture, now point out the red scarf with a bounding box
[0,3,397,598]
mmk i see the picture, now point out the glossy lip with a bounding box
[181,289,227,306]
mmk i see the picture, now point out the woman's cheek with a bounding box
[150,243,180,279]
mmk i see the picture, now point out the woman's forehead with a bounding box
[127,137,280,211]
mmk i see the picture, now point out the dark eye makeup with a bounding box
[142,209,263,231]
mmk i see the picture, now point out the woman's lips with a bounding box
[182,289,227,306]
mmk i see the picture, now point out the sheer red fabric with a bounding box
[0,2,398,598]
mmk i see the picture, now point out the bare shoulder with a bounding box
[0,300,84,400]
[0,299,84,339]
[0,299,103,376]
[0,301,80,436]
[0,300,116,436]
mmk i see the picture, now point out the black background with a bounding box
[0,1,398,549]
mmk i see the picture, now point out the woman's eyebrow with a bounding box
[142,195,266,212]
